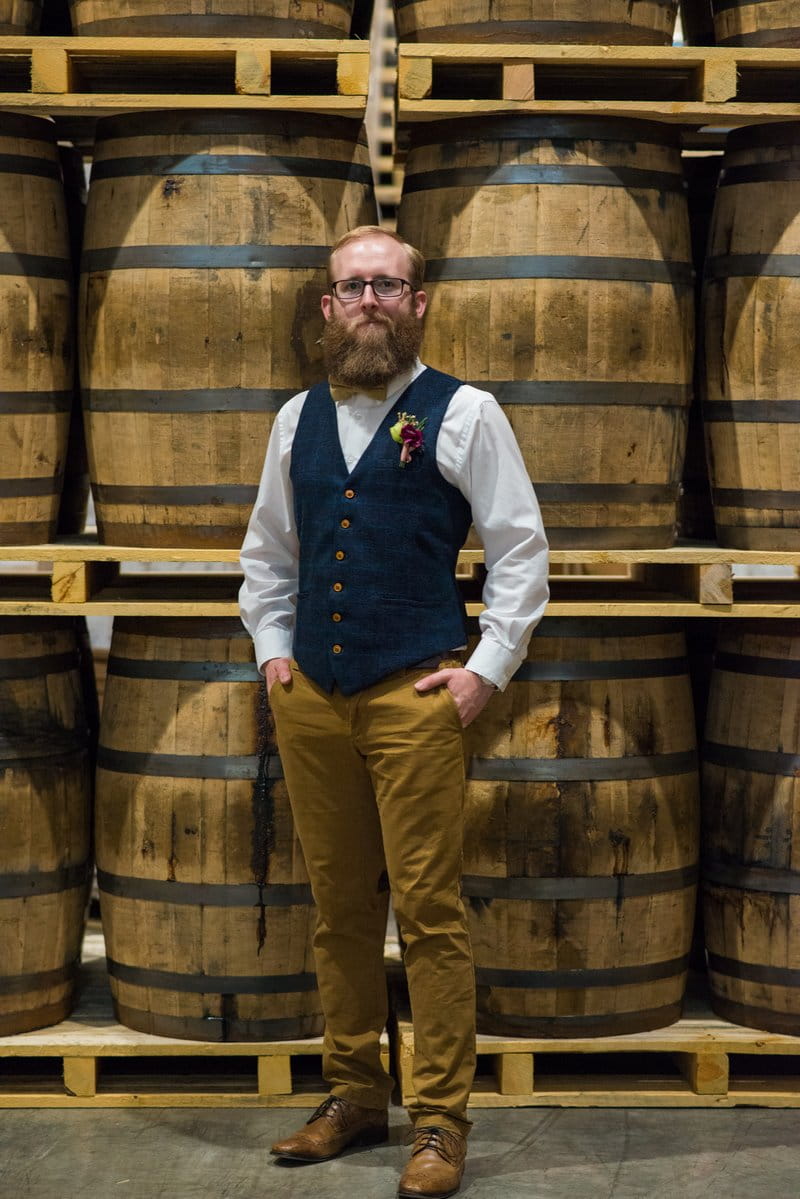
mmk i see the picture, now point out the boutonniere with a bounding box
[389,411,427,467]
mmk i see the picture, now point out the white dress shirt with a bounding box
[239,359,549,691]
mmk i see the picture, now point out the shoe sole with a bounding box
[397,1187,461,1199]
[271,1126,389,1162]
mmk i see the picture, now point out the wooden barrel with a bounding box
[679,0,715,43]
[0,113,73,545]
[395,0,678,44]
[463,617,700,1037]
[95,617,322,1041]
[703,623,800,1034]
[0,618,92,1035]
[68,0,354,37]
[80,111,376,548]
[702,123,800,548]
[57,143,90,537]
[0,0,41,32]
[711,0,800,45]
[397,117,694,548]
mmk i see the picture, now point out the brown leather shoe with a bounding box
[270,1095,388,1162]
[398,1126,467,1198]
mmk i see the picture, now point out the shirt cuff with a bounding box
[465,639,520,692]
[253,628,294,675]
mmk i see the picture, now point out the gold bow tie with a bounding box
[329,381,387,404]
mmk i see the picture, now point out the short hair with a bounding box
[327,226,426,291]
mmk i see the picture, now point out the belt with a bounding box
[412,651,465,671]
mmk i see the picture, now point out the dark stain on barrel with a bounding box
[167,811,179,882]
[162,178,181,198]
[251,678,276,953]
[609,827,631,915]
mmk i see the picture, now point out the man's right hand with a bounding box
[264,657,292,694]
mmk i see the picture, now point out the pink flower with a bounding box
[401,424,424,450]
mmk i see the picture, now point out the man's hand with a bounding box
[264,657,292,694]
[414,667,495,728]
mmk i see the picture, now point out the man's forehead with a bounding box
[331,236,407,271]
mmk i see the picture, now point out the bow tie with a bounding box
[329,381,387,404]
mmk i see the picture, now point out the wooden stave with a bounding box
[395,0,679,45]
[463,617,700,1038]
[67,0,354,38]
[0,0,41,32]
[712,0,800,47]
[95,617,322,1042]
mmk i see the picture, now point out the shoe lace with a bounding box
[306,1095,351,1130]
[408,1126,464,1165]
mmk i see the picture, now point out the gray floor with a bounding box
[2,1107,800,1199]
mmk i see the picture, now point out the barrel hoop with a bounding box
[725,123,800,153]
[107,656,261,682]
[717,29,800,48]
[469,748,697,782]
[93,483,258,505]
[512,656,688,681]
[0,475,64,498]
[407,116,681,150]
[713,651,800,679]
[704,859,800,895]
[713,487,800,509]
[703,741,800,777]
[462,864,698,901]
[83,387,296,413]
[81,245,329,272]
[112,617,250,639]
[76,10,351,34]
[0,113,57,143]
[475,954,690,990]
[0,153,61,180]
[0,961,78,995]
[0,745,87,770]
[426,255,694,286]
[0,651,80,680]
[545,526,677,546]
[403,164,685,195]
[707,952,800,987]
[106,958,318,995]
[95,111,367,141]
[0,863,91,898]
[0,251,72,280]
[90,154,372,184]
[97,746,282,780]
[528,617,685,637]
[97,869,311,907]
[706,253,800,280]
[535,483,679,503]
[704,400,800,422]
[712,0,787,10]
[479,380,690,407]
[478,1003,681,1034]
[720,163,800,187]
[0,390,74,414]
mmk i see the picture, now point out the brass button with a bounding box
[333,644,343,654]
[333,582,343,592]
[344,488,355,499]
[335,550,345,561]
[332,612,342,622]
[340,518,351,529]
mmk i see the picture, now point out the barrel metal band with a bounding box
[83,387,295,413]
[82,244,329,272]
[476,954,690,990]
[512,656,688,681]
[463,864,698,901]
[425,255,693,286]
[706,253,800,280]
[0,961,78,995]
[79,7,351,32]
[535,483,679,503]
[721,163,800,187]
[91,154,372,183]
[112,617,250,639]
[713,651,800,679]
[0,390,73,414]
[478,380,690,407]
[0,474,64,498]
[469,748,697,782]
[409,116,679,149]
[713,0,785,9]
[704,859,800,895]
[545,526,675,546]
[704,400,800,422]
[0,154,62,180]
[93,483,258,505]
[403,164,685,195]
[478,1003,680,1033]
[0,745,87,770]
[106,958,318,994]
[0,252,72,280]
[526,617,685,637]
[0,863,90,898]
[0,651,80,680]
[97,870,310,907]
[707,952,800,987]
[718,29,800,48]
[703,740,800,777]
[97,746,282,780]
[107,656,261,683]
[713,487,800,509]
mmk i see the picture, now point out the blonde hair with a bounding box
[328,226,425,291]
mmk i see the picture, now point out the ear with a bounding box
[321,292,333,321]
[413,288,427,318]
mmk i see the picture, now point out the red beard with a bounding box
[322,307,424,389]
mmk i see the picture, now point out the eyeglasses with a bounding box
[330,277,413,301]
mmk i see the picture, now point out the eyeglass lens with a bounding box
[333,277,407,299]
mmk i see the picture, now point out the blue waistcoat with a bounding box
[290,367,472,695]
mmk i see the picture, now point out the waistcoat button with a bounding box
[333,582,343,592]
[335,551,345,560]
[332,612,342,622]
[340,518,351,529]
[344,488,355,499]
[332,644,343,654]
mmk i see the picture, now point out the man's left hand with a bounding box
[414,667,496,728]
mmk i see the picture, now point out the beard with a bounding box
[322,307,424,389]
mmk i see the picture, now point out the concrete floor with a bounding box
[2,1106,800,1199]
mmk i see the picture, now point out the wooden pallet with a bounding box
[396,998,800,1108]
[397,44,800,125]
[0,36,369,118]
[0,931,389,1109]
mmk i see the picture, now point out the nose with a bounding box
[358,281,380,310]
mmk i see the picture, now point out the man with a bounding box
[239,226,549,1199]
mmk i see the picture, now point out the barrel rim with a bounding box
[405,116,682,151]
[724,122,800,153]
[94,110,369,145]
[0,111,56,143]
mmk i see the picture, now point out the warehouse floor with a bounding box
[2,1106,799,1199]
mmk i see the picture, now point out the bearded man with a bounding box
[239,226,549,1199]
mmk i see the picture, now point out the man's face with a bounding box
[320,235,428,388]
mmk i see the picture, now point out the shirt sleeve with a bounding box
[440,387,550,691]
[238,396,305,672]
